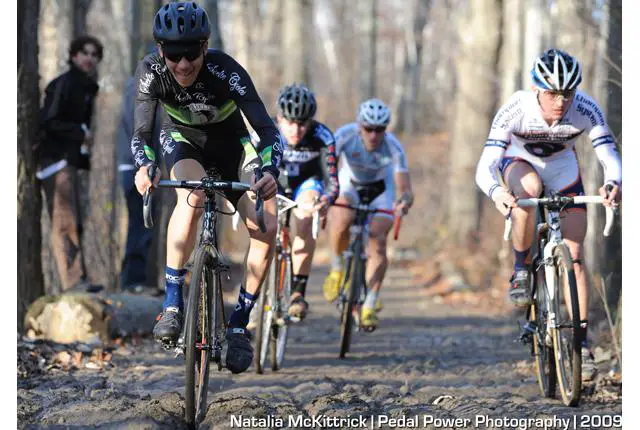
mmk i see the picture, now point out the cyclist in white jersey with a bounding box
[322,98,414,330]
[475,49,621,381]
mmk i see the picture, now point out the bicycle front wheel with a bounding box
[339,240,363,359]
[271,254,292,370]
[551,244,582,406]
[254,257,274,374]
[531,265,556,398]
[184,246,214,427]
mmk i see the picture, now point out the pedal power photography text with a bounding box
[229,413,622,429]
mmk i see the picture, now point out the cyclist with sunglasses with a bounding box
[131,2,283,375]
[322,98,414,330]
[475,48,621,382]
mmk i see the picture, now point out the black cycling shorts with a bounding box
[161,125,260,208]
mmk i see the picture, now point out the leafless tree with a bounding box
[18,0,44,331]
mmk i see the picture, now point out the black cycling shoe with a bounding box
[153,306,183,345]
[287,295,309,320]
[221,327,254,374]
[509,269,533,307]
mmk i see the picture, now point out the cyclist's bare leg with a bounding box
[290,189,321,302]
[153,159,206,343]
[328,194,356,259]
[166,159,206,269]
[365,215,394,294]
[236,192,278,297]
[560,209,588,322]
[291,189,322,276]
[504,161,543,259]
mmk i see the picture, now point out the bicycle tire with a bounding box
[531,266,556,398]
[339,240,363,358]
[184,246,214,427]
[254,257,274,374]
[551,243,582,406]
[271,254,291,370]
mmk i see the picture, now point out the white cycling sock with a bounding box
[364,290,379,309]
[331,254,343,271]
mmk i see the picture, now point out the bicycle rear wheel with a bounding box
[531,265,556,398]
[184,246,214,427]
[254,258,274,374]
[339,240,363,359]
[551,244,582,406]
[270,254,291,370]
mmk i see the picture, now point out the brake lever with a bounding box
[253,168,266,233]
[143,164,158,229]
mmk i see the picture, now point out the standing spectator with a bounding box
[38,35,104,292]
[116,75,163,292]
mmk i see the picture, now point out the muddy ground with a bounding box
[18,265,621,429]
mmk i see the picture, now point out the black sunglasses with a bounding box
[162,43,204,63]
[363,125,386,133]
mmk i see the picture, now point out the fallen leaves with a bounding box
[17,335,116,378]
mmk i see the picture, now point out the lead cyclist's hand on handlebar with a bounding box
[135,164,161,196]
[493,189,518,217]
[251,170,277,200]
[599,182,621,208]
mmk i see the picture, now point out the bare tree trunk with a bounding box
[283,0,313,84]
[18,0,45,332]
[447,0,502,246]
[556,0,602,278]
[397,0,430,134]
[39,0,74,294]
[129,0,141,75]
[233,0,251,68]
[521,0,545,87]
[500,0,523,103]
[81,0,131,291]
[205,0,224,50]
[73,0,93,37]
[358,0,376,100]
[603,0,622,311]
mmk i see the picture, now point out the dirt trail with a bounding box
[18,265,621,429]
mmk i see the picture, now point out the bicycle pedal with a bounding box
[515,321,536,344]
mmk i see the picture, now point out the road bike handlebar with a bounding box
[142,165,265,233]
[503,193,617,241]
[331,202,403,241]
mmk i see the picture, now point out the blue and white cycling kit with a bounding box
[335,123,409,219]
[476,90,621,209]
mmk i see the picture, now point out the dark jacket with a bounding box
[39,64,99,169]
[116,77,163,170]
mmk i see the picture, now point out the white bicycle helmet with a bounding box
[357,98,391,127]
[531,48,582,91]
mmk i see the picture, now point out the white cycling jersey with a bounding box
[334,123,409,218]
[335,122,408,182]
[476,90,621,200]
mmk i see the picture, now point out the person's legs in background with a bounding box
[120,169,155,291]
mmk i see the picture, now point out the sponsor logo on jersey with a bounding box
[195,82,204,89]
[187,103,217,113]
[513,130,584,143]
[159,130,175,155]
[207,63,227,80]
[193,92,215,103]
[283,150,320,163]
[176,91,192,102]
[139,73,154,94]
[228,72,247,95]
[313,125,334,144]
[150,62,167,74]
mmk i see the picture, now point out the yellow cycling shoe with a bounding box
[375,298,383,312]
[361,306,378,331]
[322,269,345,302]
